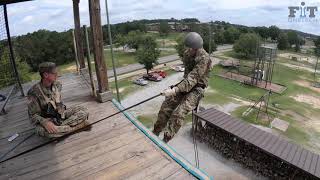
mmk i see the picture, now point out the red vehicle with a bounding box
[150,70,167,78]
[143,73,163,82]
[156,70,167,78]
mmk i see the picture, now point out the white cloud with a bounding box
[195,0,320,10]
[5,0,320,36]
[21,15,33,23]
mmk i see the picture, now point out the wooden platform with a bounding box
[218,72,287,94]
[196,108,320,179]
[0,73,209,180]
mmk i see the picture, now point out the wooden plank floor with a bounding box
[0,73,197,180]
[196,108,320,179]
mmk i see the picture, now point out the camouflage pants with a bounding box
[35,105,89,138]
[153,87,204,139]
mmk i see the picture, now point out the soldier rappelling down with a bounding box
[27,62,90,138]
[153,32,212,143]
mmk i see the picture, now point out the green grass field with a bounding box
[104,49,177,68]
[104,48,320,150]
[29,49,177,81]
[207,53,320,148]
[27,32,180,81]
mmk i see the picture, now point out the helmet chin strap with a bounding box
[191,48,198,57]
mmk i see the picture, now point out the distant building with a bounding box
[146,22,200,32]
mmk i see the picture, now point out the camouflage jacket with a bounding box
[176,48,212,93]
[27,81,63,125]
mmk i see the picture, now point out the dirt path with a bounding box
[294,80,320,93]
[290,94,320,109]
[280,63,319,74]
[278,53,318,64]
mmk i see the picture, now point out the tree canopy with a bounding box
[233,33,261,58]
[14,30,74,72]
[277,33,289,50]
[135,36,160,74]
[159,21,170,36]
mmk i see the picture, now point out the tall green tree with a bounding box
[314,37,320,48]
[254,26,269,40]
[294,41,301,52]
[0,49,31,88]
[277,33,289,50]
[223,27,240,44]
[287,31,299,47]
[124,30,144,50]
[233,33,261,58]
[269,25,280,40]
[175,34,186,58]
[136,36,160,74]
[213,31,225,44]
[159,21,170,36]
[314,37,320,57]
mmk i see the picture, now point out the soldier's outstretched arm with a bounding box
[176,57,210,93]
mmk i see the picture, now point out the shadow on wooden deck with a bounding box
[0,73,210,180]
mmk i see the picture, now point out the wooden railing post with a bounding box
[88,0,112,102]
[72,0,85,69]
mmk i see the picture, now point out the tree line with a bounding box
[0,18,317,88]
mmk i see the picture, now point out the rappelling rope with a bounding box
[192,105,200,168]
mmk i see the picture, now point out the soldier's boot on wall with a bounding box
[152,128,161,136]
[163,132,173,143]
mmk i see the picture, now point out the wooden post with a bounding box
[83,25,97,97]
[72,30,80,72]
[72,0,85,69]
[4,5,24,96]
[89,0,112,102]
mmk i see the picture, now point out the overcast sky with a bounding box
[6,0,320,36]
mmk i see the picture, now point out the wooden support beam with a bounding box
[0,0,32,5]
[72,0,86,69]
[88,0,109,93]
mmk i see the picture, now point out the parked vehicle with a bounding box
[133,78,148,86]
[150,70,167,78]
[171,65,185,72]
[143,73,163,82]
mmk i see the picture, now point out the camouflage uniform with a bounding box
[27,81,89,138]
[153,48,212,141]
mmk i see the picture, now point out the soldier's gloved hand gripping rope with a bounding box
[161,87,179,97]
[161,79,185,97]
